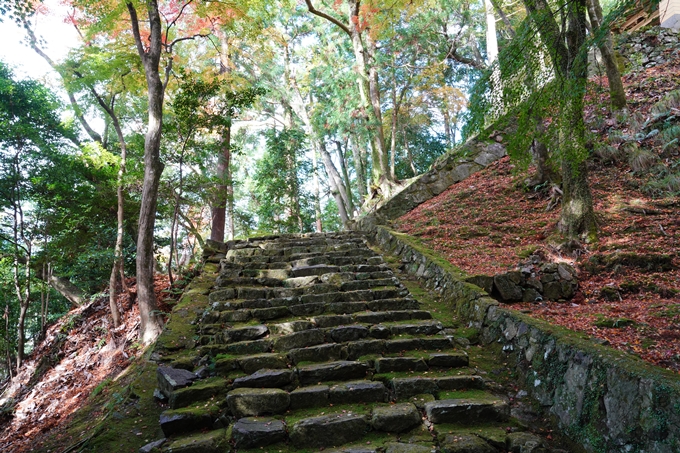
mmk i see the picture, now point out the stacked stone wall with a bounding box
[365,225,680,453]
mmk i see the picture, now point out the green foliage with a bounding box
[252,128,316,234]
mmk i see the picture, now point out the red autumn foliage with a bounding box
[395,61,680,374]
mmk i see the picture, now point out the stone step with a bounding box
[298,360,369,385]
[227,388,290,418]
[388,375,485,400]
[231,417,287,449]
[424,398,510,424]
[289,413,369,448]
[203,299,423,325]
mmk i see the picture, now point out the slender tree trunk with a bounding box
[312,147,323,232]
[11,196,30,368]
[319,141,350,225]
[211,32,232,243]
[168,148,185,285]
[350,134,368,204]
[128,1,166,344]
[586,0,626,111]
[335,140,355,215]
[108,113,127,328]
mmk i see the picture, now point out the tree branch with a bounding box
[126,2,147,62]
[304,0,352,36]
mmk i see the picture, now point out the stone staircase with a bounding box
[149,232,566,453]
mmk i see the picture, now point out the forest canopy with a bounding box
[0,0,659,372]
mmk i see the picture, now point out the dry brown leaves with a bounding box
[395,64,680,373]
[0,275,172,453]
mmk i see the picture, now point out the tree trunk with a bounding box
[524,0,597,239]
[350,134,368,204]
[319,141,350,225]
[311,146,323,232]
[108,112,127,328]
[48,274,87,306]
[586,0,626,112]
[128,1,165,344]
[211,33,232,243]
[335,140,355,215]
[305,0,390,186]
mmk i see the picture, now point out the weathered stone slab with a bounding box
[160,407,215,436]
[288,343,346,364]
[331,325,370,342]
[238,354,288,374]
[232,369,295,389]
[226,388,290,418]
[427,352,469,368]
[274,329,325,351]
[298,361,368,385]
[284,276,319,288]
[367,299,419,311]
[169,378,227,409]
[375,357,428,373]
[222,325,269,343]
[162,429,227,453]
[355,311,411,323]
[313,314,354,328]
[369,325,391,339]
[420,337,454,350]
[222,339,271,355]
[389,321,442,336]
[436,375,485,390]
[292,264,340,277]
[439,434,497,453]
[157,366,198,398]
[290,385,330,409]
[220,309,252,322]
[391,378,438,399]
[209,288,236,303]
[232,417,287,449]
[251,306,290,320]
[289,414,369,448]
[329,302,368,313]
[371,403,421,433]
[289,302,327,316]
[269,320,314,335]
[384,442,432,453]
[385,339,422,354]
[346,340,386,360]
[329,380,387,404]
[424,399,509,424]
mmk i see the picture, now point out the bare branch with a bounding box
[304,0,352,36]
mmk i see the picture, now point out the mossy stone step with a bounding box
[161,428,227,453]
[329,380,388,404]
[289,413,370,448]
[375,357,428,373]
[231,417,287,449]
[232,368,295,389]
[424,398,510,424]
[389,375,485,399]
[226,388,290,418]
[298,360,369,385]
[168,377,227,409]
[370,403,421,433]
[159,404,220,436]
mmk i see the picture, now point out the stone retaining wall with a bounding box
[356,136,507,229]
[364,225,680,453]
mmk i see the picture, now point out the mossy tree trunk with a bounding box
[525,0,597,239]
